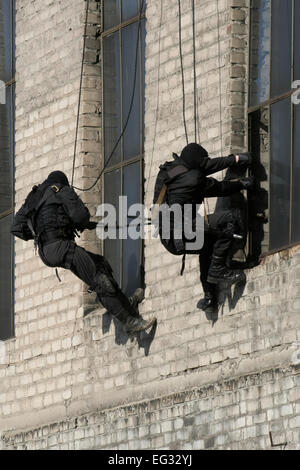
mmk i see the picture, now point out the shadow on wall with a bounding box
[102,312,157,356]
[201,275,247,326]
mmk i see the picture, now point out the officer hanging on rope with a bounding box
[11,171,156,337]
[152,143,255,311]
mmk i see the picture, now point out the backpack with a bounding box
[152,155,190,272]
[11,184,62,242]
[152,154,189,208]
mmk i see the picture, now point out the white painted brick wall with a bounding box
[0,0,299,451]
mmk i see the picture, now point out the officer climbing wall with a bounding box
[153,143,255,311]
[11,171,156,337]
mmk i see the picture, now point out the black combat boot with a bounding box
[198,291,218,311]
[129,288,145,315]
[207,255,244,284]
[124,315,157,336]
[110,301,156,336]
[100,293,156,335]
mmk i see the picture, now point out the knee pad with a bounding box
[95,256,114,276]
[231,208,245,234]
[224,209,244,234]
[95,272,118,298]
[223,221,235,238]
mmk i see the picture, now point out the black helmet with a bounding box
[45,171,69,187]
[180,143,208,169]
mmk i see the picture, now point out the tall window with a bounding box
[0,0,15,340]
[102,0,145,296]
[248,0,299,255]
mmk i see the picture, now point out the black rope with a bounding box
[72,0,145,192]
[178,0,188,145]
[71,0,90,187]
[192,0,197,142]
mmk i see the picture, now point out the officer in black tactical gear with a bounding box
[153,143,254,310]
[11,171,156,336]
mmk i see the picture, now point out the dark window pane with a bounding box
[270,0,292,98]
[249,0,271,107]
[122,236,141,296]
[104,169,121,286]
[103,32,121,167]
[122,22,140,160]
[0,84,14,214]
[295,0,300,81]
[292,102,300,243]
[122,162,141,296]
[122,0,138,22]
[269,98,291,250]
[0,0,13,83]
[104,168,121,210]
[12,0,15,77]
[141,20,145,153]
[104,0,121,31]
[124,162,140,207]
[248,107,270,256]
[0,214,14,340]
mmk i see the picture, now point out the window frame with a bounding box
[0,0,15,341]
[101,1,146,292]
[247,0,298,257]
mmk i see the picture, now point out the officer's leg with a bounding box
[198,237,218,310]
[207,210,244,284]
[40,240,72,268]
[81,249,144,314]
[94,259,156,335]
[79,250,144,315]
[70,246,155,335]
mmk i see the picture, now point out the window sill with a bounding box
[259,242,300,261]
[0,335,16,345]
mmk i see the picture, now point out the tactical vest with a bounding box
[23,184,73,244]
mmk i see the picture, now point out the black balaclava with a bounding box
[180,143,209,170]
[45,171,69,187]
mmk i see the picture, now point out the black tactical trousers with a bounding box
[40,240,136,318]
[199,209,244,295]
[162,209,243,295]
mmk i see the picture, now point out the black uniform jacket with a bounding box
[166,154,241,206]
[11,184,90,241]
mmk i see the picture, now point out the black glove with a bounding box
[86,221,98,230]
[239,176,256,190]
[236,152,252,167]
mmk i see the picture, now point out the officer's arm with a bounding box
[60,187,90,230]
[203,177,243,197]
[202,154,237,176]
[11,204,34,240]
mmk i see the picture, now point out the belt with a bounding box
[39,230,64,246]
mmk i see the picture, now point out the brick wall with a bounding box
[2,367,300,450]
[0,0,299,450]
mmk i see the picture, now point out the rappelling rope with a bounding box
[178,0,189,146]
[71,0,219,233]
[71,0,145,192]
[192,0,197,143]
[71,0,90,188]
